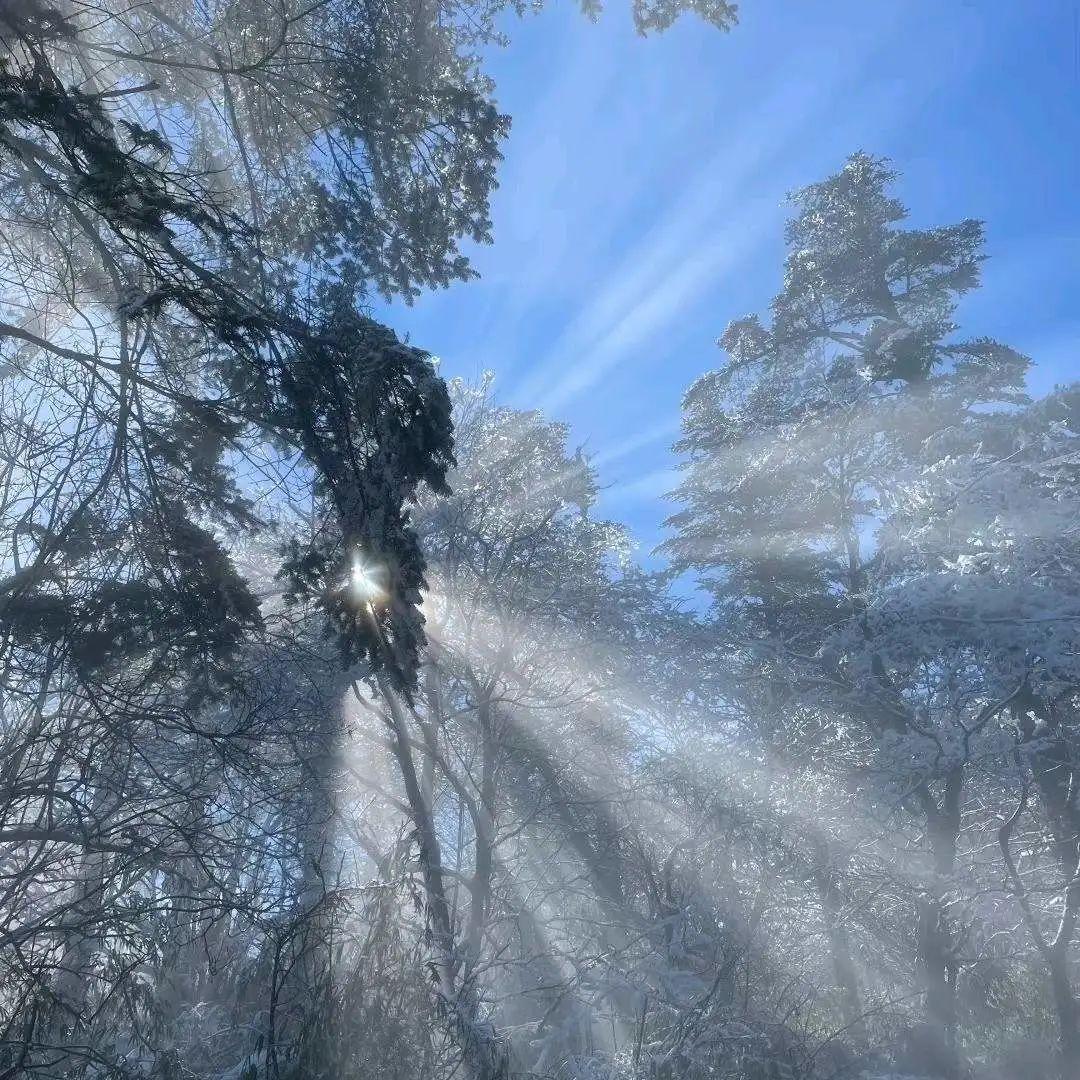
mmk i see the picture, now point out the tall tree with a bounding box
[664,152,1045,1078]
[0,2,737,1075]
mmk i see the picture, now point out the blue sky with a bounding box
[381,0,1080,565]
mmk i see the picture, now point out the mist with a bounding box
[0,3,1077,1079]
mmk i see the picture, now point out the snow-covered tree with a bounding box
[664,152,1080,1079]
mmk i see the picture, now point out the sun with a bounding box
[348,553,386,604]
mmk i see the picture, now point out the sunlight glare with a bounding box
[349,553,385,604]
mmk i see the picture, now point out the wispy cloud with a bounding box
[600,467,681,507]
[502,19,916,416]
[527,202,773,413]
[589,417,681,470]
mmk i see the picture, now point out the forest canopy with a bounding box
[0,4,1077,1080]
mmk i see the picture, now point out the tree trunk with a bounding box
[1048,943,1080,1080]
[464,694,497,969]
[1038,790,1080,1077]
[810,837,865,1043]
[913,767,963,1080]
[1022,699,1080,1080]
[377,673,508,1080]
